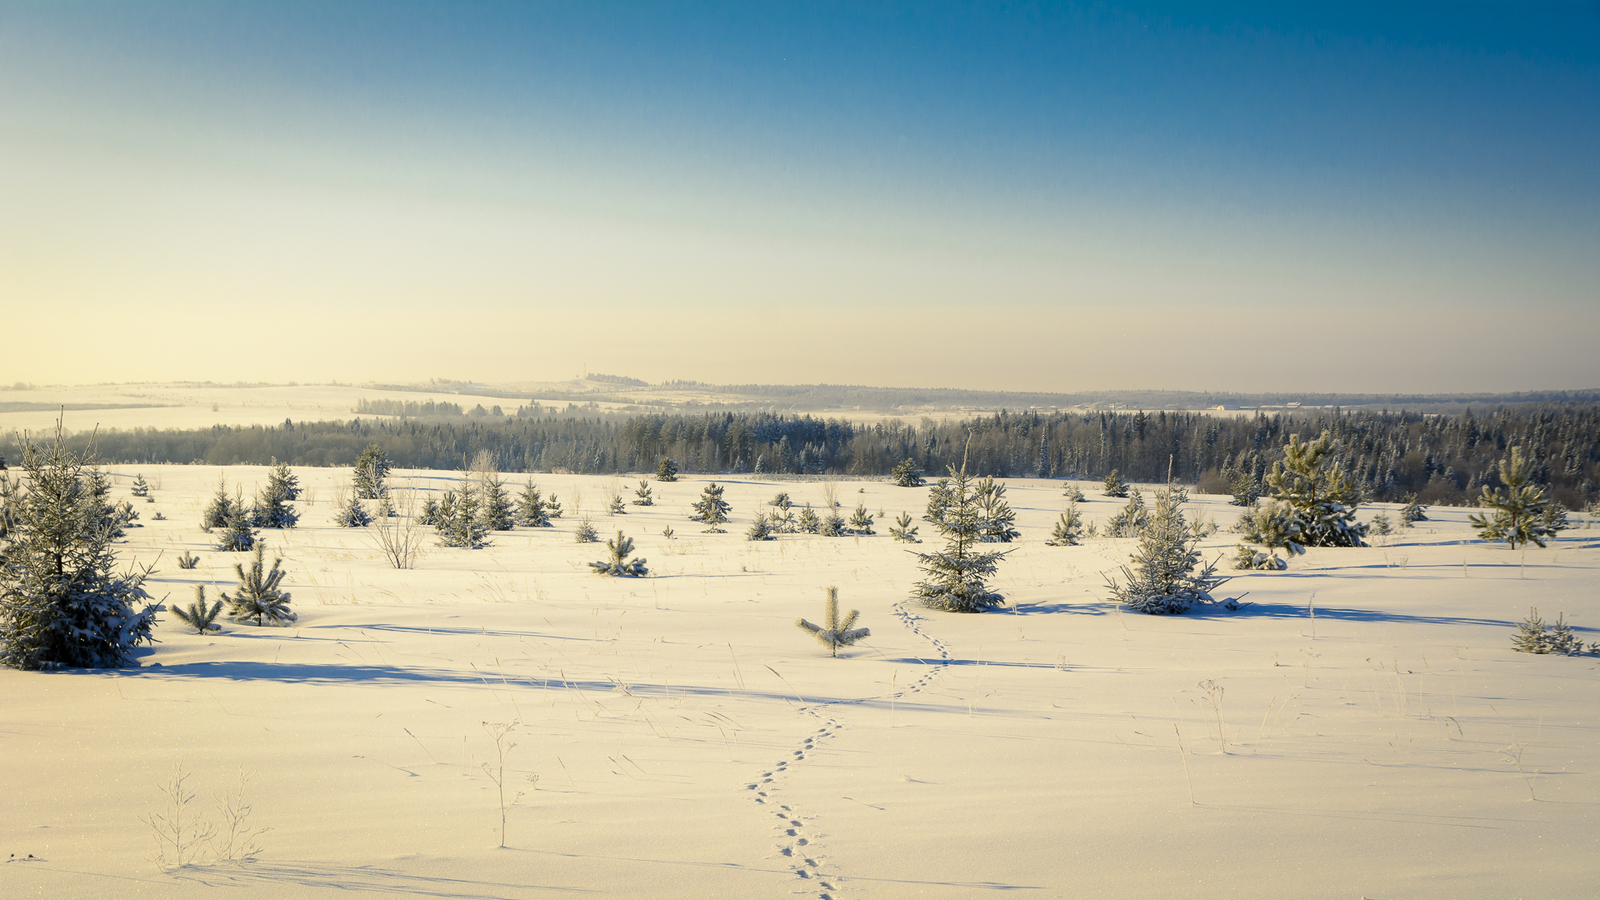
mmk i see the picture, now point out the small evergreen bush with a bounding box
[746,514,776,541]
[848,504,875,535]
[130,474,151,498]
[176,551,200,570]
[1103,470,1129,498]
[656,458,679,482]
[891,458,925,488]
[1511,607,1596,656]
[1105,489,1148,538]
[1044,503,1084,547]
[574,519,600,543]
[632,480,654,506]
[333,494,372,528]
[589,531,648,576]
[797,505,821,534]
[515,483,553,527]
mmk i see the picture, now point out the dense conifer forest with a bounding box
[7,404,1597,508]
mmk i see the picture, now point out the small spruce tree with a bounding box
[334,494,372,528]
[515,483,553,527]
[214,505,258,552]
[352,444,391,500]
[1398,493,1428,526]
[796,586,871,657]
[690,483,731,532]
[656,458,679,482]
[0,430,158,669]
[746,513,776,541]
[1103,470,1130,498]
[477,474,516,532]
[1062,484,1085,503]
[201,477,234,531]
[574,519,600,543]
[607,493,627,515]
[437,485,489,549]
[797,504,821,534]
[1107,487,1230,614]
[911,457,1010,612]
[130,474,151,498]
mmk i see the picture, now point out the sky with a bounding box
[3,1,1598,394]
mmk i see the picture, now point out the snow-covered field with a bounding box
[4,465,1598,899]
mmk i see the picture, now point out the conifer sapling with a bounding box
[796,586,871,657]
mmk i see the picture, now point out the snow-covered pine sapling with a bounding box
[589,530,648,576]
[797,504,821,534]
[1230,471,1261,507]
[1398,493,1428,525]
[1232,543,1287,571]
[1107,487,1230,615]
[131,474,150,497]
[632,480,654,506]
[1510,607,1597,655]
[221,544,295,626]
[1260,431,1367,547]
[172,585,223,634]
[889,512,920,543]
[514,483,552,527]
[1044,503,1084,546]
[1234,502,1307,561]
[769,491,792,510]
[607,493,627,515]
[796,586,871,657]
[891,458,925,487]
[1062,484,1085,503]
[1469,447,1568,550]
[1105,489,1148,538]
[690,482,731,532]
[574,519,600,543]
[656,458,679,482]
[1103,469,1129,498]
[419,496,443,527]
[849,503,875,535]
[661,525,675,540]
[819,509,848,537]
[334,493,372,527]
[746,513,776,541]
[177,551,200,570]
[1371,512,1394,536]
[545,493,563,518]
[974,477,1018,542]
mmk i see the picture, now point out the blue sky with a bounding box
[3,2,1597,392]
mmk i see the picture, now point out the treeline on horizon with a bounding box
[7,405,1597,509]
